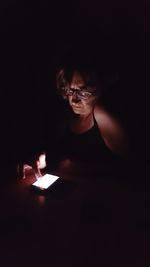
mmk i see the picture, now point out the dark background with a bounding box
[0,0,150,165]
[0,3,150,266]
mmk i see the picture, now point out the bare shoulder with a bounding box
[94,105,123,131]
[94,105,129,159]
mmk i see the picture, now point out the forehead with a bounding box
[70,71,85,86]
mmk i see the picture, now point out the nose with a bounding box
[71,91,81,103]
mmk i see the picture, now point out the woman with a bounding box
[52,62,129,163]
[17,59,129,178]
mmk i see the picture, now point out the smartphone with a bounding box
[32,174,60,191]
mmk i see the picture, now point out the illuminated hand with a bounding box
[33,152,47,180]
[36,153,47,169]
[17,152,47,179]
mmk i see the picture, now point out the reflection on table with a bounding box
[0,159,150,267]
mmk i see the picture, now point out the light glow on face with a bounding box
[32,174,60,189]
[67,71,97,115]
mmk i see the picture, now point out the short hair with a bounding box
[56,54,103,99]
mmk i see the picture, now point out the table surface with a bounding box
[0,160,150,267]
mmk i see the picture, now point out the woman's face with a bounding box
[66,71,98,115]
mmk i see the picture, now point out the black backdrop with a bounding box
[0,0,150,164]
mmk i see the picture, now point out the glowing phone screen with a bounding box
[32,174,60,189]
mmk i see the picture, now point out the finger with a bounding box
[38,154,46,169]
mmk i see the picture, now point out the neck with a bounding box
[72,108,94,120]
[73,109,94,120]
[70,110,94,134]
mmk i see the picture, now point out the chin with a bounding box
[72,108,81,114]
[73,110,82,114]
[73,109,87,115]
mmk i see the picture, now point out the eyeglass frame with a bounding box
[64,86,97,100]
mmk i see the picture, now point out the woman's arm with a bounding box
[94,105,129,159]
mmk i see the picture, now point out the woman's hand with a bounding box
[33,152,47,179]
[36,153,47,169]
[17,152,47,179]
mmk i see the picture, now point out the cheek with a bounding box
[87,96,98,106]
[83,98,96,107]
[80,101,93,113]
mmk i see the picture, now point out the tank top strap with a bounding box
[93,113,100,131]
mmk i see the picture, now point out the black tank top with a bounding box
[59,115,116,162]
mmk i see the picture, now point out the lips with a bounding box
[71,103,82,108]
[71,105,82,109]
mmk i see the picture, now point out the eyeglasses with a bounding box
[66,88,95,100]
